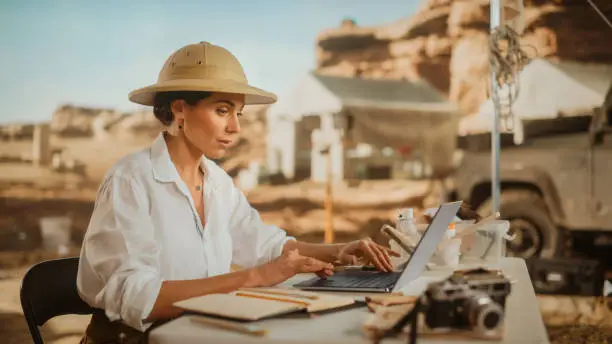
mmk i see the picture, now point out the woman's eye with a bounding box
[216,108,229,115]
[237,112,243,117]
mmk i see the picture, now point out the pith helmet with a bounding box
[129,41,277,106]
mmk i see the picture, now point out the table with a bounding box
[149,258,550,344]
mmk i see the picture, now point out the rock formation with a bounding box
[316,0,612,115]
[50,105,116,137]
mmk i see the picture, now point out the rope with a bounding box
[488,25,530,132]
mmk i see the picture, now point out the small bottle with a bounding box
[392,208,421,257]
[396,208,420,239]
[434,222,461,268]
[444,222,456,239]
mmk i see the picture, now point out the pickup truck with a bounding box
[450,108,612,260]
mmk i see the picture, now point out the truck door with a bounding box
[593,113,612,228]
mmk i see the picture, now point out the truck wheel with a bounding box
[478,190,563,259]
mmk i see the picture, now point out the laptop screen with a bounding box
[392,201,462,291]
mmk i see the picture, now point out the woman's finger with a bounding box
[316,268,334,279]
[363,239,394,271]
[371,244,394,272]
[378,244,401,257]
[361,240,389,272]
[340,254,358,265]
[378,245,396,272]
[302,257,333,273]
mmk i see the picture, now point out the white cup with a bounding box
[432,238,462,268]
[460,220,510,263]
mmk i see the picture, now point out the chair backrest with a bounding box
[20,257,94,344]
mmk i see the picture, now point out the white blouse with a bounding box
[76,133,294,331]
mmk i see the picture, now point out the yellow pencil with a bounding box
[235,292,310,307]
[238,288,320,300]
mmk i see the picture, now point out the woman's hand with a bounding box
[255,249,334,286]
[335,238,399,272]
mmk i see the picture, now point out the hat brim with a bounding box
[128,78,277,106]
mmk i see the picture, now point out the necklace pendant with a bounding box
[196,186,201,191]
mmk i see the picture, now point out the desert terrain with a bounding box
[3,0,612,342]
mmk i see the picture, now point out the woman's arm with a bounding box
[282,241,343,263]
[282,240,398,272]
[146,248,333,323]
[146,268,261,321]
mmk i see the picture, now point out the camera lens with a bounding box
[465,293,504,337]
[484,311,500,329]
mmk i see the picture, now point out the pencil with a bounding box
[238,288,319,300]
[234,292,310,307]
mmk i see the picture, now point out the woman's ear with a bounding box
[170,100,186,123]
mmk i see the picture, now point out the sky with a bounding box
[0,0,419,124]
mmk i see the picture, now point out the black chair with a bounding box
[20,257,94,344]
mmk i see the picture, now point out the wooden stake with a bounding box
[323,146,334,243]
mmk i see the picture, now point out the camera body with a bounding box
[422,270,511,337]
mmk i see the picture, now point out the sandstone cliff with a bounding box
[316,0,612,115]
[0,103,268,180]
[49,105,161,139]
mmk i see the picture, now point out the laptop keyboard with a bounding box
[298,271,401,289]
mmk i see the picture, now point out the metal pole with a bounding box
[490,0,502,214]
[323,146,334,243]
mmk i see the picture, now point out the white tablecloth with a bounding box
[149,257,549,344]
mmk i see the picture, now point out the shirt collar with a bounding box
[150,132,218,191]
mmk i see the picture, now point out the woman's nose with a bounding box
[226,113,241,133]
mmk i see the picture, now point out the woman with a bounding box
[77,41,397,343]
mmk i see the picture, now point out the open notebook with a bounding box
[173,288,355,321]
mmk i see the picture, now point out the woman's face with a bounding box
[173,92,245,159]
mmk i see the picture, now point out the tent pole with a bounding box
[323,145,335,244]
[490,0,502,214]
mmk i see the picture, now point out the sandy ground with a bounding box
[2,263,612,344]
[0,168,438,343]
[1,136,611,343]
[0,136,154,185]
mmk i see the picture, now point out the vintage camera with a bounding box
[422,270,511,337]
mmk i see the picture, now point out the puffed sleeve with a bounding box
[77,173,162,331]
[228,184,295,269]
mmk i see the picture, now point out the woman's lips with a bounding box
[217,139,232,147]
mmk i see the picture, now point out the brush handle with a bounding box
[380,224,415,255]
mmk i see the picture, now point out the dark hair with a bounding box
[153,91,213,126]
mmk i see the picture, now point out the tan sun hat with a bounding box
[128,41,277,106]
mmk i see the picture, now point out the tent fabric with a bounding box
[464,59,612,137]
[313,73,451,108]
[346,106,457,148]
[268,72,458,119]
[268,73,343,120]
[267,72,461,178]
[346,106,459,177]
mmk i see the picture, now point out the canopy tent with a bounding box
[460,59,612,143]
[269,72,458,146]
[267,72,460,179]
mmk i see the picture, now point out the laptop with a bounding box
[293,201,462,293]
